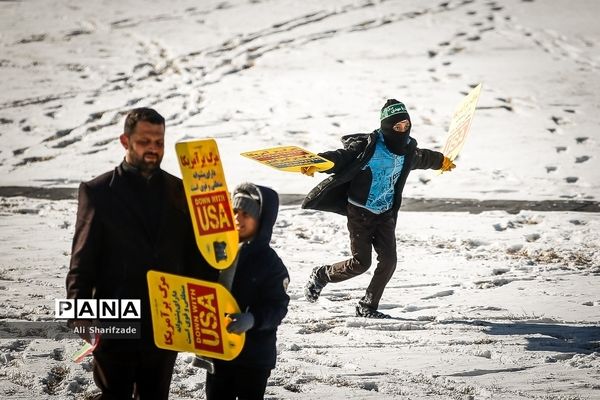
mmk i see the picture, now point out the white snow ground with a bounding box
[1,0,599,399]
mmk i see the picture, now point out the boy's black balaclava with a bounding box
[380,99,411,155]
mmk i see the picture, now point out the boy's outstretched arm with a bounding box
[300,141,363,177]
[411,148,455,171]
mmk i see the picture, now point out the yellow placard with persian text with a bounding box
[176,139,238,269]
[440,83,482,162]
[147,270,244,361]
[241,146,334,173]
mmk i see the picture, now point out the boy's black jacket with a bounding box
[219,184,290,369]
[302,130,444,217]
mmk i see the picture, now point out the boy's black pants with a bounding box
[324,203,397,309]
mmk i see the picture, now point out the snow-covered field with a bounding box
[1,0,599,398]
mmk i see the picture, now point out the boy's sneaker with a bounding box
[355,304,391,319]
[304,266,328,302]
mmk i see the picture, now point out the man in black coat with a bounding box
[303,99,455,318]
[66,107,215,399]
[204,182,290,400]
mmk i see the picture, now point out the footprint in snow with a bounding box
[421,290,454,300]
[551,115,569,125]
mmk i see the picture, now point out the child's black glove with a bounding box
[226,312,255,334]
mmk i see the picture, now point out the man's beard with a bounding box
[130,152,162,175]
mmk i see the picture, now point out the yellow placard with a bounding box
[441,83,482,162]
[147,270,245,361]
[176,139,238,269]
[241,146,334,173]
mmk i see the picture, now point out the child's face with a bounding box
[234,210,258,241]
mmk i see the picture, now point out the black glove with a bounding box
[226,312,255,334]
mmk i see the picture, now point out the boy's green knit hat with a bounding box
[380,99,410,130]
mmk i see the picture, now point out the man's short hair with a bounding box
[123,107,165,136]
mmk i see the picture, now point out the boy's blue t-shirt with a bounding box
[349,132,405,214]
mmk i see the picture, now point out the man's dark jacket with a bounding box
[66,163,215,350]
[215,184,290,370]
[302,130,444,217]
